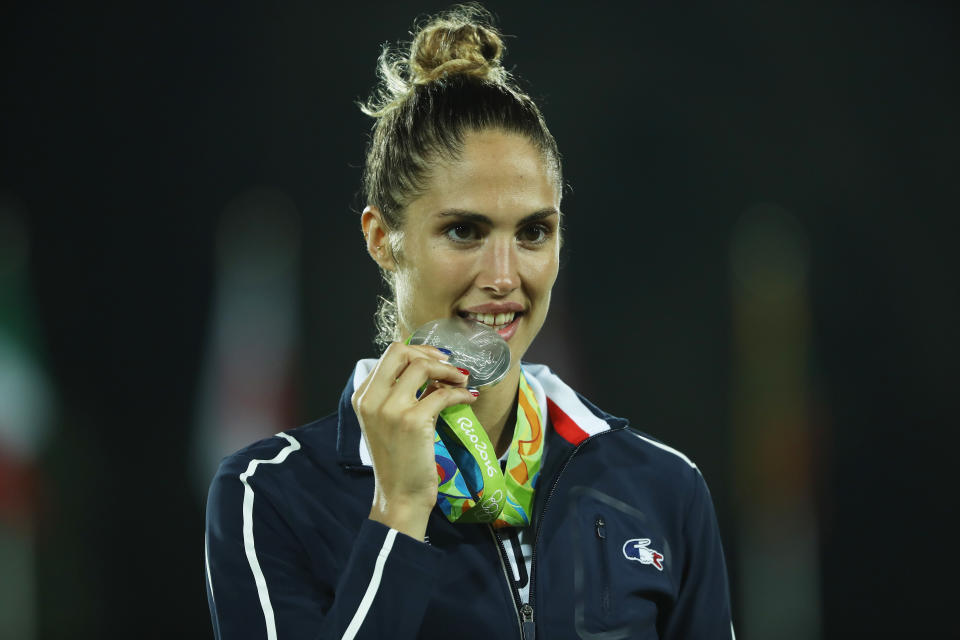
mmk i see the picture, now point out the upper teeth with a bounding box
[466,311,516,327]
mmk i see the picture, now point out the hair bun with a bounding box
[409,5,505,85]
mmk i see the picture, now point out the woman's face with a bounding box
[373,130,560,368]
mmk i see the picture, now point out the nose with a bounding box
[476,236,519,296]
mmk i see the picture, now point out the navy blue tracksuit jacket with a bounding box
[205,362,735,639]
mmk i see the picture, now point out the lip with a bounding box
[495,314,521,341]
[459,301,525,314]
[456,306,524,342]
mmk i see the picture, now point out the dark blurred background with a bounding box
[1,1,957,638]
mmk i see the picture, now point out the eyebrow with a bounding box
[436,208,559,227]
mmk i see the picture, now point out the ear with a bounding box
[361,205,396,271]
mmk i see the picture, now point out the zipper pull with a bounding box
[595,517,606,539]
[520,603,535,640]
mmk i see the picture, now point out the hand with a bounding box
[351,342,476,540]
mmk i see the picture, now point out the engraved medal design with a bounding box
[408,317,511,387]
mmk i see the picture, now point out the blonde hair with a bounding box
[360,4,562,349]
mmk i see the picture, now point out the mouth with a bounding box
[457,310,524,340]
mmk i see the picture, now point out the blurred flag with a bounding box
[191,189,302,497]
[730,203,822,639]
[0,198,55,640]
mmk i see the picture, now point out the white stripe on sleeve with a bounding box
[205,531,216,607]
[341,528,399,640]
[239,432,302,640]
[629,431,698,469]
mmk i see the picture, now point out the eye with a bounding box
[518,222,551,245]
[444,222,480,243]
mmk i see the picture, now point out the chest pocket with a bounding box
[568,485,676,640]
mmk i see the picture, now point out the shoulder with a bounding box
[574,391,706,507]
[210,413,343,498]
[563,380,699,476]
[587,421,703,485]
[618,426,699,473]
[524,361,705,496]
[624,426,706,502]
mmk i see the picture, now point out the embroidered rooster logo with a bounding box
[622,538,664,571]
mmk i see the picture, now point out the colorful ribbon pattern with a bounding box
[434,373,544,528]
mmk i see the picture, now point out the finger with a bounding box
[409,343,453,360]
[419,378,476,400]
[393,357,469,402]
[356,342,446,409]
[380,343,450,382]
[414,385,477,421]
[417,380,440,400]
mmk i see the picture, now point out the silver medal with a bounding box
[408,317,511,387]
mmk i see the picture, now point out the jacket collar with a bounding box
[335,359,624,468]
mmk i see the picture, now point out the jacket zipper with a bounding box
[596,516,611,615]
[489,526,526,640]
[524,429,622,640]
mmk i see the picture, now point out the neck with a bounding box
[472,364,522,458]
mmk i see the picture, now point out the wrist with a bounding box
[369,494,433,541]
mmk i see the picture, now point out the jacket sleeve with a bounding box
[661,470,736,640]
[204,450,443,640]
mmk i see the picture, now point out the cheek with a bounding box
[397,245,471,311]
[412,245,471,291]
[524,251,560,295]
[398,236,442,285]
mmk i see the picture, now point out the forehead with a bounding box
[410,130,559,218]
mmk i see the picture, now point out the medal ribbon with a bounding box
[434,372,544,527]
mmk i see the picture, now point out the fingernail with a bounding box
[436,347,453,355]
[457,367,470,376]
[469,389,479,397]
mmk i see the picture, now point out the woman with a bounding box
[205,6,734,639]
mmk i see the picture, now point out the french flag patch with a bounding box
[622,538,665,571]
